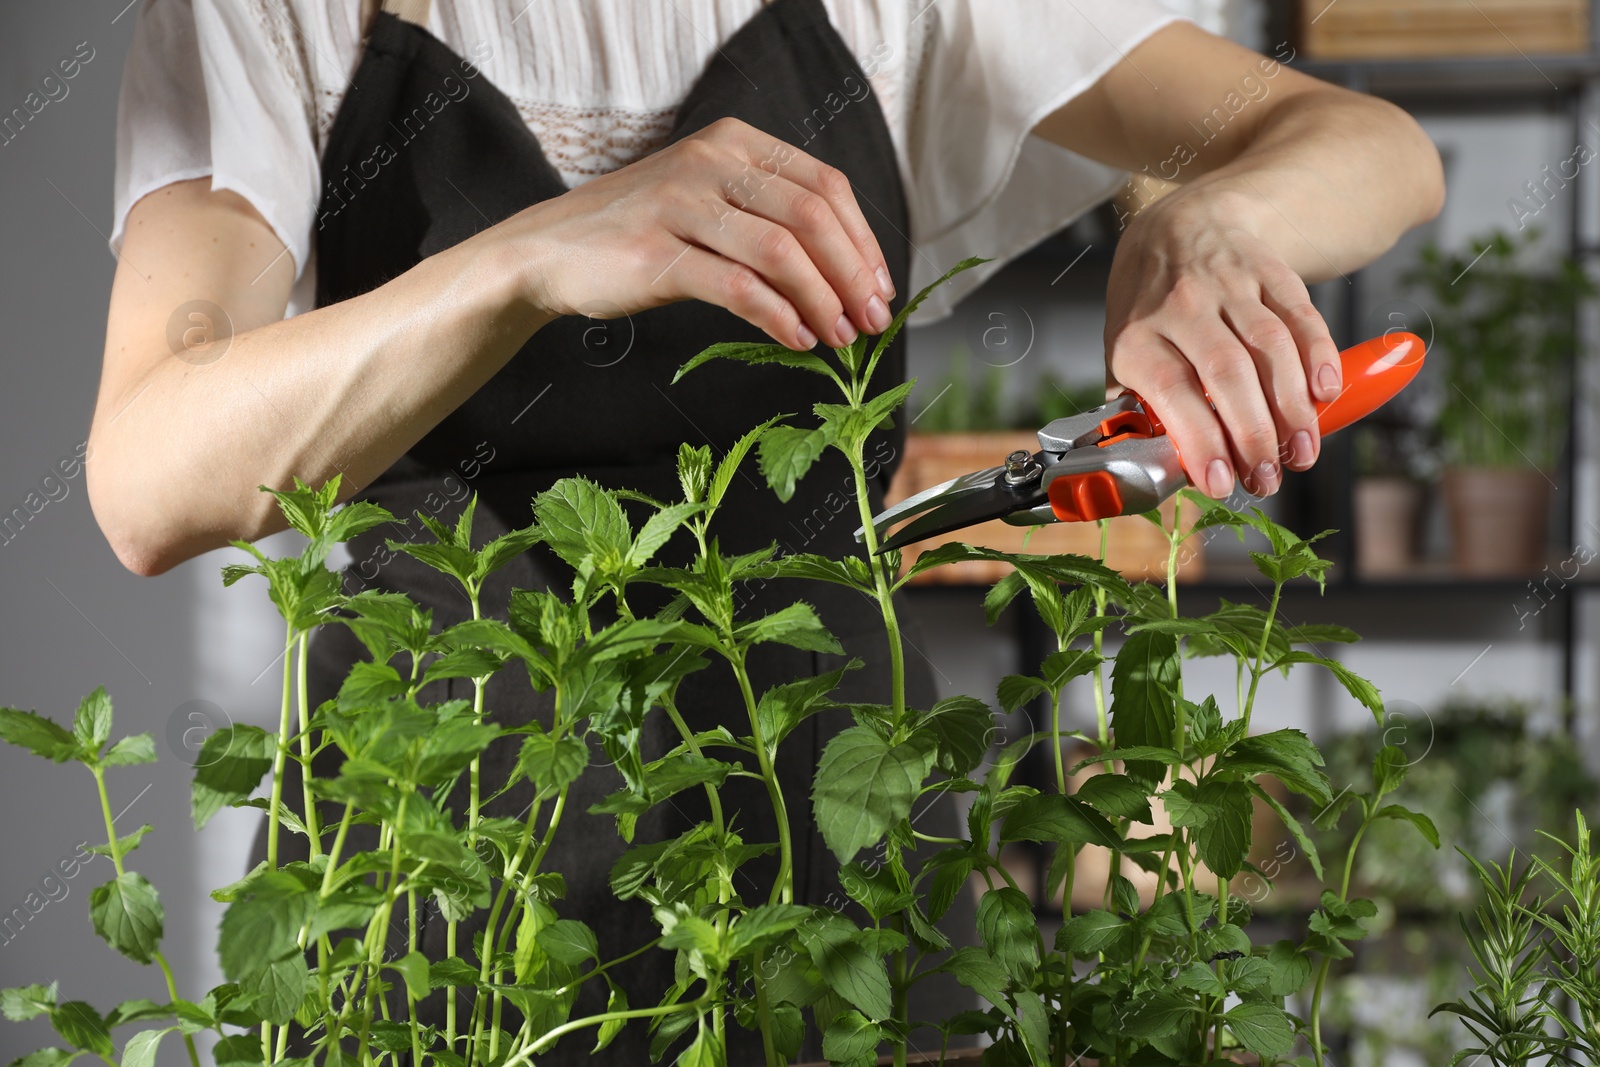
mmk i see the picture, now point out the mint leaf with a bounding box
[217,871,316,980]
[100,735,157,767]
[675,1027,723,1067]
[735,602,842,654]
[516,730,589,796]
[1109,631,1180,788]
[755,661,859,751]
[1075,774,1154,824]
[594,979,629,1053]
[89,873,163,965]
[823,1010,883,1063]
[1215,729,1331,805]
[534,477,630,572]
[239,955,307,1025]
[72,687,113,756]
[811,726,931,862]
[1,984,58,1021]
[920,696,995,776]
[757,425,826,503]
[1055,910,1131,955]
[85,823,153,860]
[976,887,1037,976]
[998,794,1116,848]
[1272,650,1384,722]
[119,1028,177,1067]
[1373,803,1441,847]
[50,1003,111,1057]
[0,707,81,762]
[673,341,841,385]
[191,725,275,829]
[1372,744,1408,797]
[1225,1002,1296,1056]
[1190,781,1254,880]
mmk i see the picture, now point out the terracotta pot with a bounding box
[1442,466,1552,576]
[1353,477,1424,577]
[886,432,1205,586]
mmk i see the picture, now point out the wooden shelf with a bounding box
[1293,51,1600,99]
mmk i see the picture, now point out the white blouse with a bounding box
[111,0,1185,322]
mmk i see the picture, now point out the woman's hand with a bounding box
[1102,188,1344,499]
[510,116,895,351]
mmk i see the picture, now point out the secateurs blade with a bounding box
[860,331,1427,553]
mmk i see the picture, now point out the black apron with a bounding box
[255,3,968,1062]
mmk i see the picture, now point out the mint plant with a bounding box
[2,259,1437,1067]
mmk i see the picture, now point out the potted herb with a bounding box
[1406,229,1594,576]
[1349,411,1432,578]
[0,260,1421,1067]
[1434,810,1600,1065]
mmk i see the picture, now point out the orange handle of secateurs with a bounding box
[1046,331,1426,524]
[1313,330,1427,436]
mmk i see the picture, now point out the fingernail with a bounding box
[796,324,818,349]
[1253,458,1281,494]
[1318,362,1341,397]
[875,265,895,299]
[865,294,891,332]
[1206,459,1233,499]
[835,314,857,345]
[1289,429,1313,468]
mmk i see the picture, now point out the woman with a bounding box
[89,0,1443,1061]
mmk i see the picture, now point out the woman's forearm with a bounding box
[90,220,548,576]
[1149,91,1445,282]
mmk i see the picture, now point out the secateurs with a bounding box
[860,331,1426,552]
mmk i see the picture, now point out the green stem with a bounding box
[1241,582,1283,732]
[733,650,793,905]
[91,767,201,1067]
[853,460,906,721]
[267,619,296,869]
[663,697,726,839]
[1310,817,1370,1067]
[517,996,712,1061]
[295,632,321,859]
[455,587,485,1054]
[1092,519,1110,749]
[892,914,908,1067]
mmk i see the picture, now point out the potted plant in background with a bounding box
[1349,412,1433,578]
[892,348,1204,586]
[1308,698,1597,1061]
[1406,228,1594,577]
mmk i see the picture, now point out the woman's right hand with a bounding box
[509,116,895,351]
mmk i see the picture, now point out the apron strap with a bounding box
[362,0,431,34]
[382,0,433,24]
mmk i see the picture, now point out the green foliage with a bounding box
[1406,228,1596,468]
[0,258,1410,1067]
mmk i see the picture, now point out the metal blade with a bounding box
[856,463,1009,543]
[876,480,1046,552]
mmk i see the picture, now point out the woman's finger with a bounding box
[1108,331,1236,499]
[687,196,852,347]
[653,241,815,350]
[716,169,891,341]
[1223,299,1320,471]
[1165,319,1283,495]
[710,119,894,303]
[1259,268,1343,406]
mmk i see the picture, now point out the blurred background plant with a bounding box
[1405,228,1593,472]
[1301,698,1599,1065]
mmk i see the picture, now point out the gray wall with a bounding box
[0,5,203,1063]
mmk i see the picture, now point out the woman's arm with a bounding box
[91,119,894,576]
[1032,21,1445,499]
